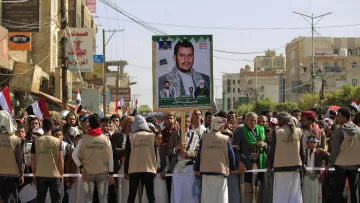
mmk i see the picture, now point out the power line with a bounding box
[99,0,167,35]
[93,15,360,31]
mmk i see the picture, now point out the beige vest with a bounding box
[80,134,109,174]
[200,131,230,176]
[0,134,20,176]
[335,130,360,166]
[129,131,157,174]
[35,135,61,178]
[274,126,302,168]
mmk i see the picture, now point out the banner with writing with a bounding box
[66,28,94,72]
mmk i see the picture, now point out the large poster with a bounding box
[66,28,94,72]
[152,35,213,111]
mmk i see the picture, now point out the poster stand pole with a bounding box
[180,111,186,151]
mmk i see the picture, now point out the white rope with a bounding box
[22,167,359,177]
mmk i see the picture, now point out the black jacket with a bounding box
[110,132,126,173]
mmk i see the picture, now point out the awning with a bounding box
[37,91,89,114]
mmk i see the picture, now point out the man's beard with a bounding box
[176,61,192,73]
[199,85,204,88]
[165,86,170,89]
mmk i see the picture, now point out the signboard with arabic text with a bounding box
[2,0,40,32]
[66,28,94,72]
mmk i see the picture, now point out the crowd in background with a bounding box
[0,106,360,203]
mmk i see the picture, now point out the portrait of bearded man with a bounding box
[194,80,210,98]
[158,40,210,99]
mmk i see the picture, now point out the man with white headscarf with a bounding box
[0,110,24,202]
[267,111,305,203]
[194,79,210,98]
[194,117,236,203]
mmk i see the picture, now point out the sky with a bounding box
[94,0,360,110]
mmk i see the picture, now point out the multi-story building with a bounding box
[286,37,360,102]
[222,72,241,111]
[222,50,286,111]
[240,67,280,103]
[254,50,285,74]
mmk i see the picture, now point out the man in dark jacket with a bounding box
[327,107,360,203]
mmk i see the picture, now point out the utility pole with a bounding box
[60,0,68,110]
[293,11,332,94]
[102,29,124,115]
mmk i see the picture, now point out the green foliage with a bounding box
[237,103,254,116]
[298,93,319,111]
[298,85,360,110]
[253,97,274,114]
[274,102,298,113]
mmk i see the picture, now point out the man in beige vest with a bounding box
[327,107,360,203]
[31,117,64,203]
[0,110,24,202]
[267,111,304,203]
[72,113,114,203]
[194,117,236,203]
[124,115,157,203]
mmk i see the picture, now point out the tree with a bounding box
[274,102,298,113]
[298,93,319,111]
[253,97,274,114]
[236,103,254,116]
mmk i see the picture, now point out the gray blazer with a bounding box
[159,88,175,98]
[166,130,200,173]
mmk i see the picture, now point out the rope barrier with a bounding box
[22,167,359,177]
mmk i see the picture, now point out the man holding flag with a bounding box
[75,89,81,113]
[233,112,267,203]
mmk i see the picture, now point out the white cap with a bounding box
[32,127,44,137]
[211,117,227,131]
[69,127,80,138]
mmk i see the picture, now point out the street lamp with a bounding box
[317,67,325,109]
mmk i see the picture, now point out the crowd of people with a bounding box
[0,106,360,203]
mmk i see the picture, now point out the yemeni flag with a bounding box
[135,98,138,110]
[75,89,81,113]
[0,86,12,114]
[113,98,121,113]
[350,99,359,112]
[26,97,50,120]
[124,105,129,116]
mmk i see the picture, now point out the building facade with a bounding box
[222,72,241,112]
[286,37,360,102]
[254,50,285,74]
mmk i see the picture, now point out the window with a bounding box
[238,80,240,84]
[238,88,240,93]
[352,79,358,86]
[227,79,231,93]
[352,62,358,70]
[275,59,282,66]
[233,80,235,85]
[227,98,231,111]
[233,88,235,93]
[334,49,339,55]
[263,59,270,66]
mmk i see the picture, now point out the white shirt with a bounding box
[122,134,127,148]
[178,71,195,96]
[164,89,170,97]
[192,124,206,138]
[72,136,114,173]
[307,149,315,167]
[177,130,192,161]
[156,147,161,169]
